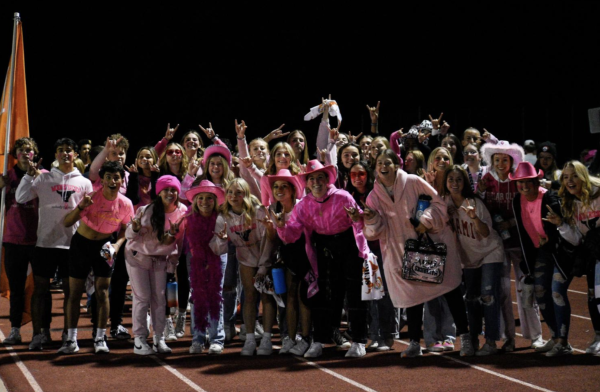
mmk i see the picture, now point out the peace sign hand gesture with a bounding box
[188,158,201,176]
[199,123,216,140]
[131,208,145,232]
[344,205,361,222]
[125,163,138,173]
[165,123,179,140]
[360,201,378,221]
[348,131,363,144]
[26,158,43,177]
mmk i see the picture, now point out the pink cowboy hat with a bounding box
[202,144,232,167]
[508,161,544,181]
[263,169,304,206]
[298,160,337,186]
[185,180,225,205]
[480,140,524,170]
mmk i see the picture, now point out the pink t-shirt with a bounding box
[521,187,548,248]
[80,191,134,234]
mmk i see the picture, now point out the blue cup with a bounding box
[272,268,287,294]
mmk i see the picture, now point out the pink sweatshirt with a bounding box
[2,166,38,245]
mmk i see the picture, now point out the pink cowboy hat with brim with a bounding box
[298,160,337,186]
[202,144,232,167]
[263,169,304,206]
[509,161,544,181]
[480,140,524,170]
[185,180,225,205]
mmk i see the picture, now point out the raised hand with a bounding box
[131,208,145,232]
[366,101,380,123]
[104,136,124,153]
[214,222,228,240]
[199,122,216,140]
[328,125,339,142]
[543,204,563,226]
[264,124,289,143]
[481,128,491,142]
[165,123,179,140]
[240,156,253,168]
[424,170,437,184]
[428,113,443,130]
[235,119,247,140]
[296,159,307,174]
[258,214,275,232]
[460,199,477,219]
[270,209,286,228]
[344,205,361,222]
[78,191,96,211]
[188,158,201,176]
[150,164,160,173]
[26,158,43,177]
[440,121,450,135]
[348,131,363,144]
[317,147,327,163]
[124,163,138,173]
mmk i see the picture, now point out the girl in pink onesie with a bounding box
[210,178,275,357]
[125,175,187,355]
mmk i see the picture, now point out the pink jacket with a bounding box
[364,170,462,308]
[2,166,38,245]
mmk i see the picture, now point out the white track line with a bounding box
[0,329,44,392]
[396,340,556,392]
[271,345,378,392]
[150,356,208,392]
[511,301,591,320]
[510,279,586,295]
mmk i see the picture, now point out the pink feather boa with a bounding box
[184,211,224,332]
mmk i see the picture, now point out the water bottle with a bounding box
[415,195,432,220]
[493,214,511,240]
[272,267,287,294]
[167,281,178,311]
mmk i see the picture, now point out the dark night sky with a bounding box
[2,3,600,165]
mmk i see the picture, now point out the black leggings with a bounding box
[406,285,469,342]
[2,244,34,327]
[587,261,600,332]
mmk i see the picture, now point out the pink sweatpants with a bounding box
[125,247,168,339]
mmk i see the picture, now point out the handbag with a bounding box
[402,233,447,284]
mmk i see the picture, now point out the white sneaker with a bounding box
[189,341,204,354]
[345,342,366,358]
[279,336,295,354]
[241,339,256,356]
[164,318,177,341]
[530,336,545,349]
[257,336,273,355]
[290,337,310,356]
[376,338,395,352]
[57,339,79,354]
[94,337,109,354]
[153,335,172,354]
[208,343,223,355]
[134,337,154,355]
[304,342,323,358]
[401,341,423,358]
[365,340,379,351]
[29,333,44,351]
[585,334,600,355]
[175,312,186,339]
[535,339,556,353]
[460,333,475,357]
[254,321,265,339]
[3,327,21,345]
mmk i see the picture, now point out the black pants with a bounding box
[109,240,129,329]
[3,244,34,327]
[177,252,189,312]
[587,261,600,332]
[406,285,469,342]
[310,229,367,344]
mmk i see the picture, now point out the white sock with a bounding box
[96,328,106,340]
[67,328,77,341]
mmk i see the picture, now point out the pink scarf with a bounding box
[184,212,223,332]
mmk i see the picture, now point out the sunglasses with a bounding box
[166,149,182,156]
[350,171,367,180]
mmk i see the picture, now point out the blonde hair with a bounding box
[195,154,235,189]
[266,142,300,175]
[427,147,454,172]
[192,192,219,214]
[559,160,600,225]
[158,142,189,180]
[220,178,263,227]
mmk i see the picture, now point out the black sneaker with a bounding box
[332,328,351,349]
[110,325,131,340]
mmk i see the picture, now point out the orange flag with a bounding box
[1,15,34,325]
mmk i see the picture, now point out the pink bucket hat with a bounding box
[155,175,181,195]
[202,144,232,167]
[298,160,337,186]
[509,161,544,181]
[185,180,225,205]
[263,169,304,206]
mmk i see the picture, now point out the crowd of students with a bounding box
[2,98,600,360]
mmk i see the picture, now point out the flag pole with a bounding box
[0,12,21,244]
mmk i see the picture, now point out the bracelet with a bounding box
[210,134,219,140]
[165,231,175,238]
[237,136,245,140]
